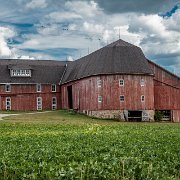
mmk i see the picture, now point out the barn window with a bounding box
[6,97,11,110]
[120,95,125,102]
[141,79,145,86]
[11,69,31,77]
[141,95,145,102]
[119,79,124,86]
[36,84,42,92]
[52,97,57,110]
[5,84,11,92]
[37,97,42,110]
[51,84,56,92]
[97,80,102,87]
[98,96,102,103]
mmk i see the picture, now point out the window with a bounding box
[36,84,41,92]
[141,79,145,86]
[120,95,125,102]
[37,97,42,110]
[52,97,57,110]
[51,84,56,92]
[6,97,11,110]
[11,69,31,77]
[141,95,145,102]
[97,80,102,87]
[119,79,124,86]
[5,84,11,92]
[98,96,102,103]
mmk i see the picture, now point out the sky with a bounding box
[0,0,180,76]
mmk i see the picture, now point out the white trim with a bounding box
[51,84,56,92]
[37,97,42,110]
[119,79,124,86]
[120,95,125,102]
[52,97,57,110]
[6,97,11,110]
[141,79,145,86]
[97,80,102,87]
[36,84,42,92]
[5,84,11,92]
[141,95,145,102]
[10,69,31,77]
[98,95,102,103]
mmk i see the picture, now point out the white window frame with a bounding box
[5,84,11,92]
[120,95,125,102]
[52,97,57,110]
[97,79,102,87]
[98,95,102,103]
[51,84,56,92]
[141,95,145,102]
[6,97,11,110]
[37,97,42,110]
[141,79,145,86]
[36,84,42,92]
[119,79,124,86]
[10,69,31,77]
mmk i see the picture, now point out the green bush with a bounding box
[154,110,164,121]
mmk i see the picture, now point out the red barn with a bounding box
[0,39,179,122]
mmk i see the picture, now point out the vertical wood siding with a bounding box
[0,84,61,110]
[148,61,180,110]
[61,74,154,111]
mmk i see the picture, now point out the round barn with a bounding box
[0,39,179,122]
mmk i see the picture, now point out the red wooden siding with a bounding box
[0,84,61,111]
[148,61,180,110]
[148,61,180,122]
[61,74,154,111]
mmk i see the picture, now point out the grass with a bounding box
[0,110,179,179]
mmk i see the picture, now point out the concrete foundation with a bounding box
[83,110,154,122]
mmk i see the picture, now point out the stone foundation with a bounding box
[82,110,154,121]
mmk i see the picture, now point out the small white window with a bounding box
[5,84,11,92]
[119,79,124,86]
[17,70,20,76]
[98,96,102,103]
[141,79,145,86]
[52,97,57,110]
[11,70,16,76]
[37,97,42,110]
[21,70,25,75]
[120,95,125,102]
[141,95,145,102]
[51,84,56,92]
[97,80,102,87]
[6,97,11,110]
[36,84,41,92]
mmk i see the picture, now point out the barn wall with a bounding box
[0,84,61,111]
[148,61,180,122]
[172,110,180,123]
[61,74,154,119]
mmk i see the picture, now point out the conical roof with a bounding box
[61,39,154,84]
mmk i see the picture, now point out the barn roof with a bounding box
[0,59,66,84]
[61,39,154,84]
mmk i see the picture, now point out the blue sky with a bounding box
[0,0,179,75]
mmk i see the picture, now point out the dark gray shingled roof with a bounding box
[0,39,154,85]
[0,59,66,84]
[61,39,154,84]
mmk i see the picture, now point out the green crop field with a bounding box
[0,110,179,179]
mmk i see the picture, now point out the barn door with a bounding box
[67,85,73,109]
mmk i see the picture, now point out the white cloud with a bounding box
[65,1,101,18]
[0,27,16,57]
[47,12,82,22]
[2,0,178,74]
[26,0,47,9]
